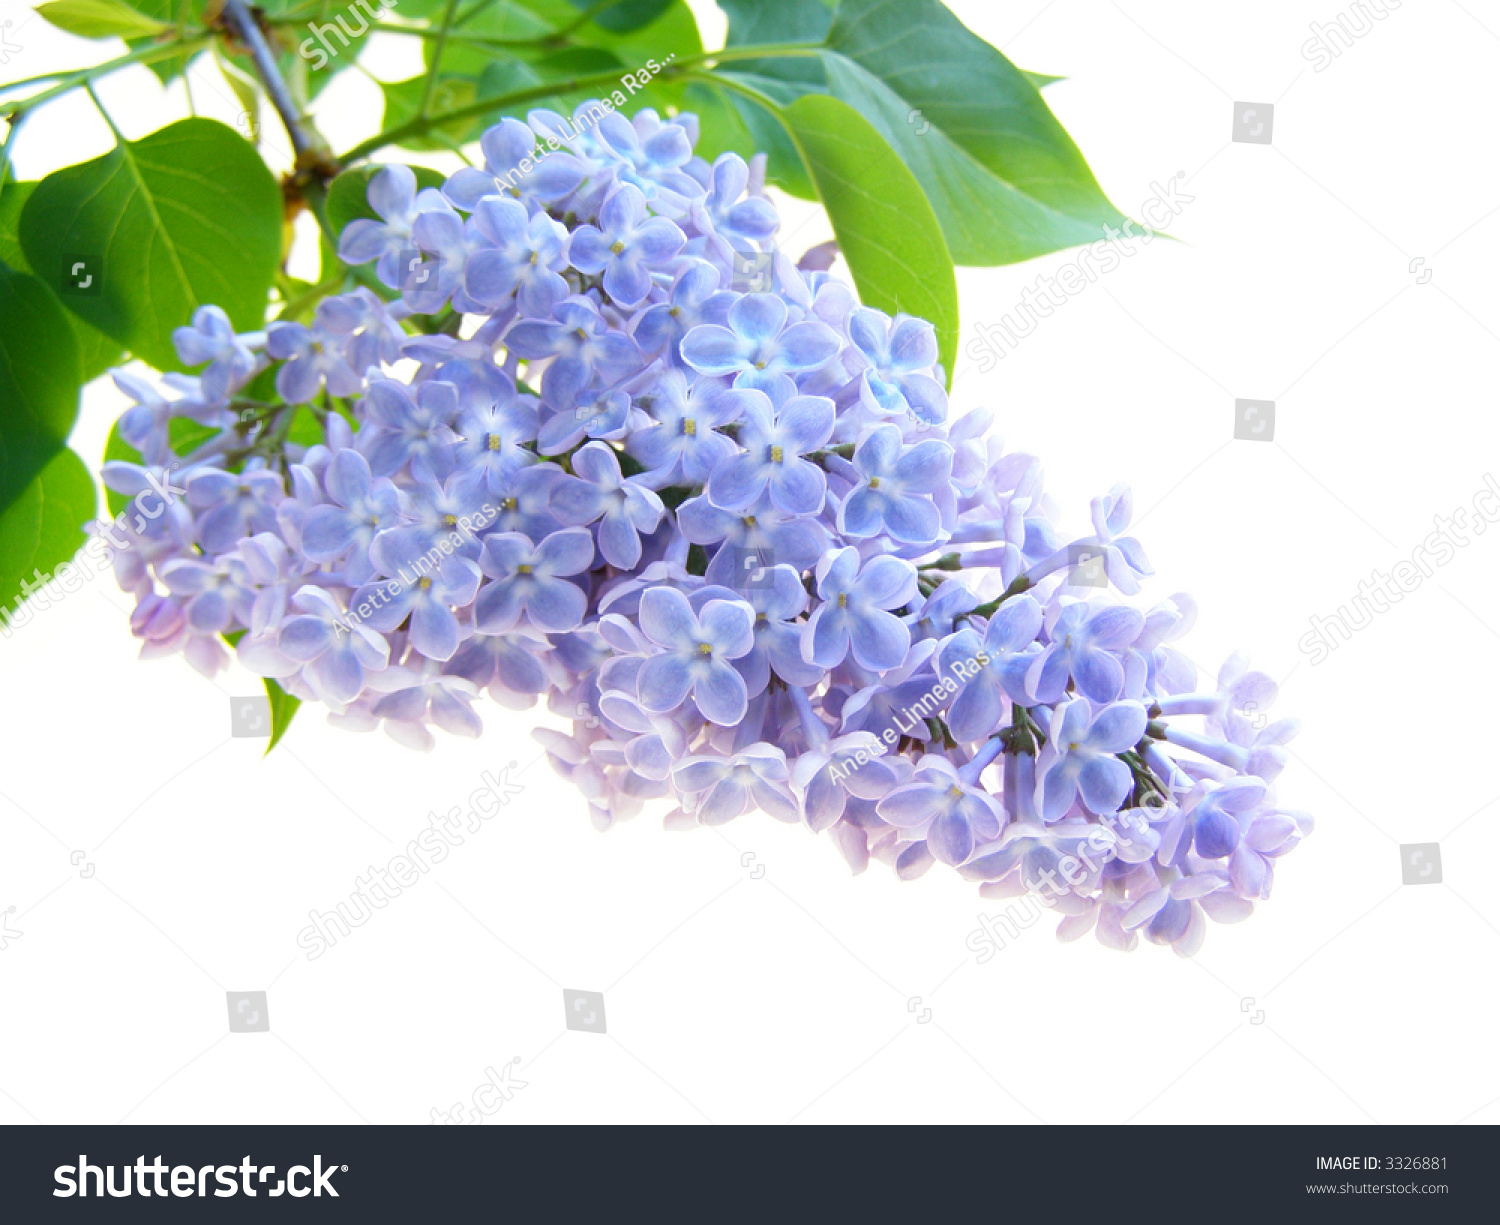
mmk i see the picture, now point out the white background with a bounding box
[1,0,1497,1125]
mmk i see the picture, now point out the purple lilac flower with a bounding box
[474,528,595,634]
[300,448,406,584]
[635,586,754,726]
[337,164,452,290]
[1036,699,1149,822]
[172,305,260,403]
[847,307,948,426]
[680,293,841,392]
[504,297,640,409]
[350,556,481,663]
[462,196,571,317]
[705,387,833,515]
[671,744,799,825]
[627,369,748,487]
[452,381,540,495]
[265,321,363,403]
[838,424,953,544]
[1027,602,1145,705]
[802,548,917,672]
[550,442,665,569]
[96,106,1309,958]
[277,585,391,705]
[359,376,459,484]
[878,749,1005,866]
[939,594,1045,742]
[443,116,588,211]
[566,183,686,308]
[633,259,736,362]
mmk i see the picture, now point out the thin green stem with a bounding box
[83,81,125,143]
[276,270,348,320]
[418,0,463,118]
[969,575,1034,621]
[0,112,25,195]
[0,37,213,112]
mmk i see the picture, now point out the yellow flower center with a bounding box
[682,418,697,436]
[487,434,503,451]
[770,445,783,463]
[610,240,626,255]
[517,564,532,575]
[868,476,881,489]
[836,593,848,609]
[417,576,432,590]
[697,642,714,656]
[501,497,518,511]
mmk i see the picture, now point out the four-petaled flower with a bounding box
[706,387,833,515]
[802,547,918,673]
[474,528,595,634]
[680,293,840,392]
[1036,699,1149,821]
[550,442,665,569]
[566,183,687,308]
[635,586,754,726]
[838,424,953,545]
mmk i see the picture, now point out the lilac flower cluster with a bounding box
[98,102,1310,955]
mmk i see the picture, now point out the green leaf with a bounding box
[436,0,700,113]
[35,0,167,39]
[0,263,82,516]
[698,0,829,198]
[818,0,1127,265]
[780,95,958,385]
[711,72,818,199]
[18,118,282,372]
[263,677,300,754]
[324,163,448,235]
[0,182,124,382]
[566,0,674,33]
[0,448,97,633]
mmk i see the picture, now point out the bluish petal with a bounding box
[772,321,839,370]
[1077,755,1131,816]
[693,660,748,725]
[637,653,693,713]
[680,324,747,374]
[848,608,910,672]
[525,577,586,632]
